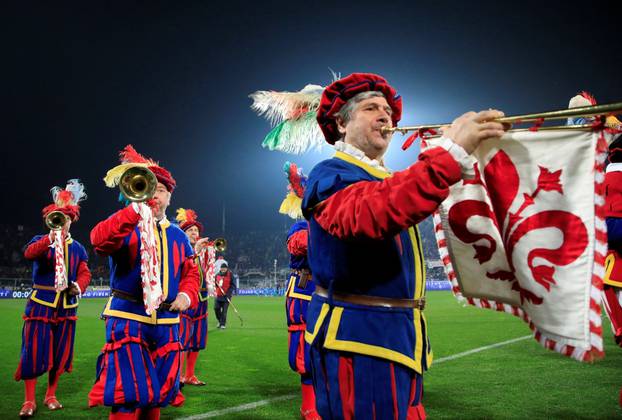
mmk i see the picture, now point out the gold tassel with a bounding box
[279,192,303,219]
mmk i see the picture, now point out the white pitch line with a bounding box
[433,335,532,364]
[177,394,298,420]
[176,335,532,419]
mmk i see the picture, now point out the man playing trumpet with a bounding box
[176,208,214,386]
[302,73,508,419]
[16,179,91,417]
[88,145,200,420]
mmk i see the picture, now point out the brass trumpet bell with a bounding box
[45,211,67,231]
[119,166,158,202]
[213,238,227,252]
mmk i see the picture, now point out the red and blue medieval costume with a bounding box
[302,73,467,420]
[602,144,622,346]
[285,220,318,418]
[87,146,200,419]
[177,208,212,386]
[277,161,319,419]
[16,179,91,416]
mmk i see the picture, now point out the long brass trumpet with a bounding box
[381,101,622,135]
[45,211,67,231]
[119,166,158,202]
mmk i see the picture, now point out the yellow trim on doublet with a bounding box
[423,312,433,366]
[63,241,78,308]
[102,297,179,325]
[30,240,77,308]
[604,254,622,287]
[324,307,421,373]
[304,302,330,344]
[155,222,170,299]
[334,151,391,180]
[30,290,61,308]
[286,275,312,301]
[413,309,423,372]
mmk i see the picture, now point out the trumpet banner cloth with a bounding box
[429,129,618,362]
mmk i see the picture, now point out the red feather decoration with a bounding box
[288,163,305,198]
[580,91,597,105]
[119,144,156,165]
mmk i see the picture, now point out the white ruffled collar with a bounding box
[334,141,389,172]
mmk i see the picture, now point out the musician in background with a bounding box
[88,145,200,420]
[176,208,214,386]
[16,180,90,417]
[214,259,234,329]
[570,92,622,406]
[278,162,319,419]
[302,73,507,419]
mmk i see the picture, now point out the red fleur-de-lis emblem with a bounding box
[447,150,588,305]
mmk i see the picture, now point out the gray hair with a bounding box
[333,90,386,125]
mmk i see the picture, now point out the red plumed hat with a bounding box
[113,144,177,192]
[41,179,87,222]
[175,208,204,234]
[316,73,402,144]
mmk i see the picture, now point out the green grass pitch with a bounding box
[0,294,620,419]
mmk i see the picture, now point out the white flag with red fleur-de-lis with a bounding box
[430,129,619,362]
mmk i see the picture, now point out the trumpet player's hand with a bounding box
[442,110,507,154]
[169,293,191,312]
[195,238,210,254]
[67,282,81,296]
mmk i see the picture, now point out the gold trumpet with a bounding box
[211,238,227,252]
[119,166,158,202]
[45,211,67,231]
[381,101,622,136]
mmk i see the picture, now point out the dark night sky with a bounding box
[3,1,621,241]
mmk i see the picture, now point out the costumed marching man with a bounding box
[16,179,91,417]
[87,145,200,420]
[279,162,320,420]
[302,73,508,419]
[605,138,622,407]
[213,258,234,329]
[176,208,215,386]
[569,92,622,405]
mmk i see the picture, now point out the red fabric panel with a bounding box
[338,356,355,420]
[287,229,308,256]
[606,171,622,218]
[75,260,92,293]
[90,206,141,255]
[179,258,200,309]
[24,236,51,260]
[314,147,461,240]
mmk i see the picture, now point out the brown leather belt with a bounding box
[33,284,57,291]
[315,286,426,310]
[200,288,208,292]
[111,289,175,312]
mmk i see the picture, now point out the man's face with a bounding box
[152,183,171,220]
[219,266,228,275]
[185,225,199,245]
[337,96,394,160]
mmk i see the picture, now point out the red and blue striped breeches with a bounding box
[88,317,183,409]
[288,324,312,383]
[15,299,77,381]
[180,300,208,352]
[310,345,425,420]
